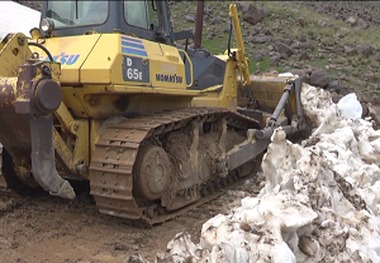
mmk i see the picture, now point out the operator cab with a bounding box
[40,0,176,45]
[40,0,226,90]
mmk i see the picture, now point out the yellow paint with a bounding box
[0,4,299,183]
[192,59,238,110]
[0,33,32,77]
[31,34,101,83]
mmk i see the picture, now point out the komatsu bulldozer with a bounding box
[0,1,306,224]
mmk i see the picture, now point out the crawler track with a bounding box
[89,107,262,225]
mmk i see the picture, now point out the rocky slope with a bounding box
[15,1,379,106]
[171,1,379,106]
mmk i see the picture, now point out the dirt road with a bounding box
[0,175,264,263]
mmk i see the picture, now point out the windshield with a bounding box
[46,1,108,28]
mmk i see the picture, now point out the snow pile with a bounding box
[0,1,40,39]
[127,84,380,263]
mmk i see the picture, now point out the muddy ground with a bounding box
[1,1,378,262]
[0,175,264,263]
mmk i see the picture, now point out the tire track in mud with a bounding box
[0,172,265,263]
[0,191,24,216]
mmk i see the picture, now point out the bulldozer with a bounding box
[0,0,306,224]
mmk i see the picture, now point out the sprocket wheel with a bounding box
[133,144,171,201]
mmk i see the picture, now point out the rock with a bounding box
[309,70,331,89]
[303,42,316,51]
[254,53,265,62]
[266,69,279,75]
[318,18,332,27]
[344,45,357,56]
[346,16,358,26]
[124,254,149,263]
[184,15,195,23]
[274,41,294,58]
[298,51,311,60]
[270,52,281,66]
[338,27,351,38]
[14,0,42,11]
[242,3,267,25]
[330,92,343,103]
[208,18,217,26]
[291,40,302,49]
[357,45,372,58]
[374,53,380,62]
[363,71,378,82]
[298,33,307,42]
[290,69,310,83]
[298,236,319,257]
[336,74,347,82]
[298,17,306,27]
[263,29,272,36]
[282,38,293,46]
[318,53,325,59]
[326,80,340,93]
[368,103,380,128]
[360,22,370,29]
[361,103,370,118]
[252,35,272,44]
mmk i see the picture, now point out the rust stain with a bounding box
[0,77,17,110]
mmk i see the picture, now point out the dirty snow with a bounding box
[130,84,380,263]
[0,1,40,39]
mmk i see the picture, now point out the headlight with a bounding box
[40,18,55,34]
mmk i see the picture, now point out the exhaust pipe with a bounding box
[193,0,205,49]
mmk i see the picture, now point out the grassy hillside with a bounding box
[15,1,380,103]
[170,1,380,103]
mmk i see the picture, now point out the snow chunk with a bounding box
[129,84,380,263]
[337,93,363,120]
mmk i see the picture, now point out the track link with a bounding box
[89,107,262,224]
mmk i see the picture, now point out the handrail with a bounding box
[178,49,194,88]
[229,4,251,86]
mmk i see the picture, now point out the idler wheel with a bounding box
[134,145,171,200]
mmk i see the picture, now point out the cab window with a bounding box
[124,0,160,31]
[46,1,108,28]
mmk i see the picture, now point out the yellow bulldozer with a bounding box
[0,1,306,224]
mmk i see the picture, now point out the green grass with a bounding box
[170,1,380,103]
[202,35,230,55]
[250,56,283,73]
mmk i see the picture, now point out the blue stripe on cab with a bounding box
[122,40,145,50]
[121,36,142,44]
[122,47,148,57]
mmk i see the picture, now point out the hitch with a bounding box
[252,77,306,140]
